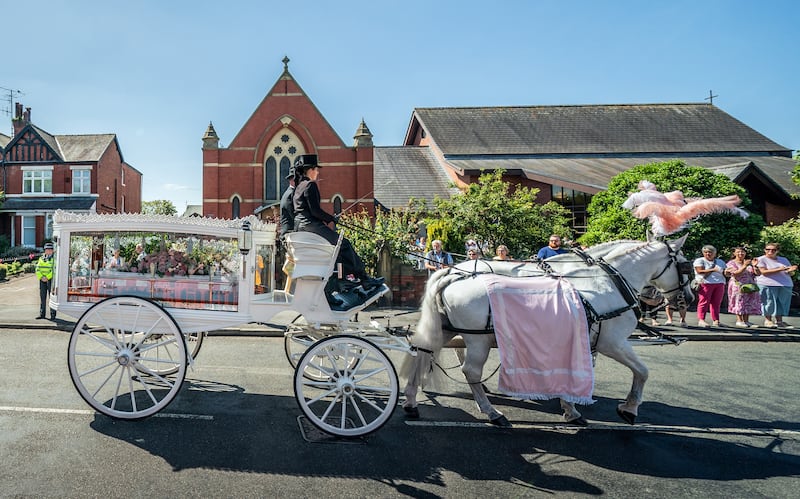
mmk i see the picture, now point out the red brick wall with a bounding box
[203,72,375,219]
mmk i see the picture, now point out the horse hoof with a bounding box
[403,406,420,419]
[490,415,513,428]
[616,408,636,425]
[567,416,588,427]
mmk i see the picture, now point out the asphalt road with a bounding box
[1,327,798,498]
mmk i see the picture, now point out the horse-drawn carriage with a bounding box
[50,210,693,437]
[51,210,408,437]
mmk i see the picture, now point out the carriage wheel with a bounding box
[294,335,399,438]
[144,330,205,376]
[67,296,187,419]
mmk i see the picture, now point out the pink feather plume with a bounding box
[623,181,748,236]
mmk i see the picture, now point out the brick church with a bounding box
[202,57,376,222]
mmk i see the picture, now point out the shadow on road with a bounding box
[88,378,799,495]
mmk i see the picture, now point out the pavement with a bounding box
[2,273,800,342]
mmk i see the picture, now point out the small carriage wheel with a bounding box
[285,316,361,382]
[294,335,399,438]
[67,296,187,420]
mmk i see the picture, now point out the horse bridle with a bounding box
[649,245,693,310]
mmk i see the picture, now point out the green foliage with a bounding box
[433,169,572,258]
[339,207,422,274]
[22,262,36,273]
[423,219,453,252]
[0,264,6,280]
[580,160,764,257]
[141,200,177,216]
[0,234,9,256]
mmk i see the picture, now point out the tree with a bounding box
[580,160,764,257]
[433,169,572,259]
[141,200,177,216]
[339,206,422,274]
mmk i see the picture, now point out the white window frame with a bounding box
[71,167,92,194]
[22,166,53,195]
[22,216,36,246]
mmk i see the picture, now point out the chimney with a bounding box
[12,103,30,136]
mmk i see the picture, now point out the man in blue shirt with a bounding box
[537,235,568,260]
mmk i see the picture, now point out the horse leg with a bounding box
[559,399,588,426]
[598,341,649,425]
[462,336,511,427]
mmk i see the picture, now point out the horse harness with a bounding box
[434,245,689,350]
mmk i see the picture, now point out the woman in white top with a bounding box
[693,244,727,327]
[755,242,797,328]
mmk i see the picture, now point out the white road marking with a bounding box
[405,420,800,439]
[0,405,213,420]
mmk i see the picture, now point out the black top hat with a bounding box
[286,167,296,179]
[293,154,319,170]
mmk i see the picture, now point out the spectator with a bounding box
[638,285,662,326]
[105,248,125,270]
[425,239,453,275]
[537,235,567,259]
[664,295,688,328]
[755,243,796,328]
[693,244,727,327]
[725,246,762,327]
[466,249,479,261]
[493,245,512,261]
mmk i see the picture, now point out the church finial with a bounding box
[353,118,373,148]
[282,55,290,74]
[202,121,219,150]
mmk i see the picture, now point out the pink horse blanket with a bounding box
[480,274,594,404]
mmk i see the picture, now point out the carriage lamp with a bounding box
[238,220,253,278]
[238,220,253,255]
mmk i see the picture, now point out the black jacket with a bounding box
[293,178,335,230]
[279,185,295,235]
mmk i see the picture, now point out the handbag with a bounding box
[739,283,759,294]
[690,278,701,291]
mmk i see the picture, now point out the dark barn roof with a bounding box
[411,103,792,157]
[374,146,458,209]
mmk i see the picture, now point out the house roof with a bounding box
[374,146,458,209]
[0,132,10,148]
[56,134,118,162]
[411,104,792,156]
[447,155,800,199]
[0,196,97,212]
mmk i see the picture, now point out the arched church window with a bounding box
[264,129,304,202]
[232,196,241,219]
[265,157,277,202]
[333,195,343,216]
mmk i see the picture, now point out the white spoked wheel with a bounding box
[294,335,399,438]
[67,296,187,419]
[144,330,205,376]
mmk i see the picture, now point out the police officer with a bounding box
[35,242,56,320]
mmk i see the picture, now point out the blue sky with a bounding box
[3,0,798,213]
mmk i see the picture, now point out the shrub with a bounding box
[22,262,36,273]
[0,264,6,280]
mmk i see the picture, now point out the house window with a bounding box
[264,130,303,202]
[333,196,342,216]
[45,213,54,240]
[22,216,36,246]
[551,185,593,234]
[23,169,52,194]
[72,169,91,194]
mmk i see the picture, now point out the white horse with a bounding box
[400,236,692,427]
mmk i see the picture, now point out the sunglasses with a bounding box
[765,248,778,252]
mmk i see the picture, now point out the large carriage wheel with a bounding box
[294,335,399,438]
[284,316,356,382]
[67,296,187,419]
[143,330,205,376]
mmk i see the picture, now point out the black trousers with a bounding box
[39,278,52,317]
[298,222,366,278]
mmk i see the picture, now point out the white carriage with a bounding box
[50,210,410,438]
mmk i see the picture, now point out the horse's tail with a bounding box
[399,268,452,391]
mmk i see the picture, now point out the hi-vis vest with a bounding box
[35,255,55,281]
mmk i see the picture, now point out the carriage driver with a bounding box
[292,154,384,291]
